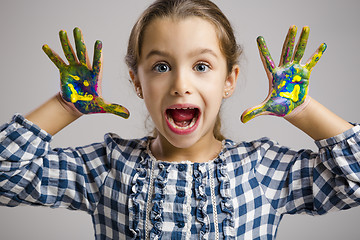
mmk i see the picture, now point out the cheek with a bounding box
[141,82,166,119]
[142,82,166,105]
[200,83,224,111]
[140,72,169,95]
[198,76,226,97]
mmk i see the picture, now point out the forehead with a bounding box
[140,16,222,59]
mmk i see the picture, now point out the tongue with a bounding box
[170,109,196,121]
[168,109,196,127]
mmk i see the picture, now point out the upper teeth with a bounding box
[172,107,195,110]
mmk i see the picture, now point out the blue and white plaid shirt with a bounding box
[1,114,360,239]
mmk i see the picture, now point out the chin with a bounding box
[164,132,200,149]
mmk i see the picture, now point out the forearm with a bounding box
[25,94,81,136]
[286,98,353,141]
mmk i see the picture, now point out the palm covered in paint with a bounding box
[43,27,129,118]
[241,26,327,123]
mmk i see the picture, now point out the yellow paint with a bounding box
[83,80,89,86]
[293,75,302,82]
[306,53,321,71]
[68,83,93,103]
[278,81,286,89]
[271,88,276,96]
[280,85,300,102]
[69,74,80,81]
[242,104,264,123]
[306,43,327,71]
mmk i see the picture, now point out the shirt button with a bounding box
[177,164,186,171]
[177,191,185,198]
[177,221,185,228]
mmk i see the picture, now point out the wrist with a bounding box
[284,96,312,121]
[56,93,83,118]
[25,94,81,135]
[285,98,353,140]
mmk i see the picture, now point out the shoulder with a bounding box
[222,137,299,166]
[223,137,279,156]
[102,133,150,160]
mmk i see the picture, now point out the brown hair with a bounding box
[125,0,243,140]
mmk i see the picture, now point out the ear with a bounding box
[129,70,139,88]
[129,70,143,98]
[223,65,239,98]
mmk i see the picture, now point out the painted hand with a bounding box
[42,27,130,118]
[241,25,326,123]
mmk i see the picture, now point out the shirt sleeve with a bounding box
[0,114,111,214]
[254,124,360,216]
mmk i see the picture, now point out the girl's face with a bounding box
[132,16,238,150]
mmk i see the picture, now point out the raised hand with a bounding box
[241,25,326,123]
[42,27,130,118]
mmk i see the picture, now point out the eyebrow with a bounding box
[145,50,171,60]
[145,48,219,60]
[193,48,219,58]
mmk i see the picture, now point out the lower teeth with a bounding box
[168,116,197,129]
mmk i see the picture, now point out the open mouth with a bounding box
[165,106,200,134]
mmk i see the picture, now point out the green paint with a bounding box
[43,27,130,119]
[257,36,276,73]
[280,25,297,65]
[293,26,310,63]
[241,25,326,123]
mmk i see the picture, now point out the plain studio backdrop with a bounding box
[0,0,359,239]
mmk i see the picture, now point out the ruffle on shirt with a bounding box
[150,162,170,239]
[129,155,149,239]
[316,124,360,187]
[0,114,52,162]
[194,163,210,239]
[216,150,235,239]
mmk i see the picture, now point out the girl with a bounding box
[1,0,360,239]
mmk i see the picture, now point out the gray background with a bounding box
[0,0,359,239]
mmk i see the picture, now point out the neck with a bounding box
[150,134,222,163]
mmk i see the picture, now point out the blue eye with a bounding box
[194,63,210,72]
[153,63,170,73]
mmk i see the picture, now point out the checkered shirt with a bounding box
[1,114,360,240]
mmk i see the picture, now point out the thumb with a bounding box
[95,97,130,119]
[241,104,267,123]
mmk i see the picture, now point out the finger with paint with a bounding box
[43,27,130,119]
[241,25,326,123]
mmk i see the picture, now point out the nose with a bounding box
[170,69,192,96]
